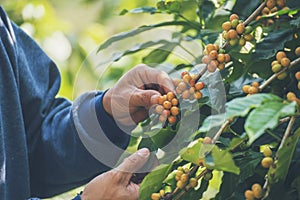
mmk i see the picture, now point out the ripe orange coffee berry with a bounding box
[295,71,300,80]
[276,51,286,62]
[280,57,290,67]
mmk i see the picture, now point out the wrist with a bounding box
[102,89,113,117]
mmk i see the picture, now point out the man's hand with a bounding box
[102,64,174,126]
[81,148,150,200]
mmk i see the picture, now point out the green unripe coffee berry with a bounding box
[244,26,253,34]
[204,171,213,181]
[272,63,282,73]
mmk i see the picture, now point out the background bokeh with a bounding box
[0,0,171,199]
[1,0,171,99]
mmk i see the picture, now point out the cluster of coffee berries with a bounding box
[151,189,166,200]
[261,146,274,169]
[242,82,260,95]
[244,183,263,200]
[174,71,205,100]
[202,44,231,72]
[155,92,179,124]
[175,166,195,189]
[270,51,291,80]
[256,0,288,26]
[222,14,253,47]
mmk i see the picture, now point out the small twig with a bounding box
[275,116,296,159]
[194,64,208,82]
[259,57,300,91]
[212,119,232,144]
[244,1,267,26]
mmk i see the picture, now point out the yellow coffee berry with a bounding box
[176,180,184,189]
[180,174,189,183]
[266,0,276,9]
[171,98,179,106]
[262,146,272,157]
[155,105,164,114]
[151,193,161,200]
[276,51,286,62]
[244,190,255,200]
[272,63,282,73]
[222,21,232,31]
[248,86,259,94]
[277,71,288,80]
[236,23,245,34]
[228,29,238,39]
[183,74,192,83]
[243,34,253,41]
[251,183,263,198]
[242,85,251,93]
[298,82,300,90]
[280,57,290,67]
[271,60,280,66]
[159,190,165,197]
[158,95,167,105]
[163,101,172,109]
[251,82,259,87]
[182,90,190,99]
[189,178,198,188]
[195,82,205,90]
[218,63,225,70]
[230,14,239,21]
[168,115,177,124]
[295,71,300,80]
[261,157,273,168]
[295,46,300,56]
[203,136,212,144]
[194,91,203,99]
[287,92,296,101]
[170,106,179,116]
[167,92,175,101]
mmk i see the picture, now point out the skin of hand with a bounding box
[102,64,175,126]
[80,148,150,200]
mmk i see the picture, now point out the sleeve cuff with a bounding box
[95,90,130,150]
[72,194,81,200]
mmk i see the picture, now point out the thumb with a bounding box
[117,148,150,183]
[130,89,161,109]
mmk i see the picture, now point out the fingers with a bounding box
[117,148,150,183]
[133,64,175,94]
[130,89,161,109]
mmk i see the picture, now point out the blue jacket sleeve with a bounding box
[8,12,130,198]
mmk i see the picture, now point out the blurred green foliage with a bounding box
[0,0,168,199]
[1,0,166,99]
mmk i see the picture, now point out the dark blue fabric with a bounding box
[0,6,129,200]
[72,194,82,200]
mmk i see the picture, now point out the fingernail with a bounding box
[137,148,150,157]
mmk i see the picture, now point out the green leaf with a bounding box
[139,164,173,200]
[142,42,177,65]
[180,140,240,175]
[97,21,195,52]
[146,126,176,149]
[119,6,157,15]
[206,146,240,175]
[107,40,179,62]
[226,93,282,119]
[245,101,297,145]
[180,141,212,165]
[268,128,300,184]
[198,113,226,133]
[138,137,158,152]
[252,29,293,61]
